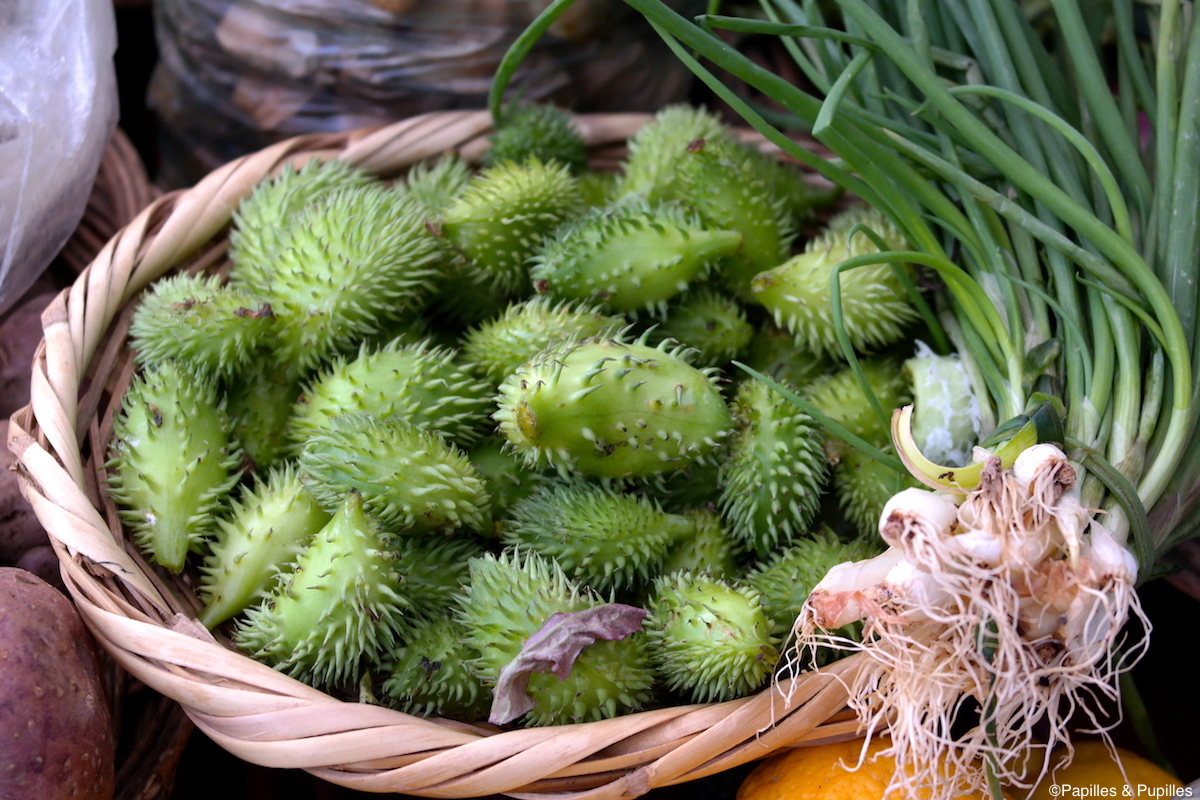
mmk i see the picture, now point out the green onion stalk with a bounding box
[494,0,1199,796]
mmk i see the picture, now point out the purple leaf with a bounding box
[488,603,647,725]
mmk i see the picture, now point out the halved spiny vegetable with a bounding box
[228,157,375,284]
[494,334,735,480]
[233,183,452,373]
[107,361,243,573]
[456,550,654,726]
[719,378,829,557]
[500,481,695,593]
[286,336,494,453]
[460,296,625,385]
[437,157,582,295]
[128,273,274,380]
[749,205,919,357]
[234,491,409,688]
[298,413,490,534]
[198,464,332,629]
[529,198,743,315]
[645,571,779,703]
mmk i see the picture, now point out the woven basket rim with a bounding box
[7,109,864,799]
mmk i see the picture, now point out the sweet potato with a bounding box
[0,567,115,800]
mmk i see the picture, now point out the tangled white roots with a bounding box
[786,445,1150,798]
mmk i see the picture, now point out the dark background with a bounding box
[96,3,1199,797]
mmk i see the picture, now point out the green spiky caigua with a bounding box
[645,572,779,703]
[833,444,922,538]
[392,534,484,615]
[744,528,884,638]
[645,287,755,366]
[466,438,552,535]
[229,157,376,284]
[298,413,490,534]
[718,378,829,557]
[500,482,695,594]
[749,206,919,357]
[286,337,494,453]
[224,358,305,471]
[234,492,409,687]
[456,550,655,726]
[235,184,452,372]
[128,273,275,379]
[529,199,743,316]
[494,335,735,480]
[737,321,835,391]
[106,361,243,573]
[438,157,582,295]
[460,296,625,386]
[615,104,734,201]
[484,103,588,174]
[198,464,332,628]
[381,616,490,720]
[401,155,473,213]
[803,357,912,447]
[659,507,740,582]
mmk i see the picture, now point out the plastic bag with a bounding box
[0,0,119,315]
[148,0,700,187]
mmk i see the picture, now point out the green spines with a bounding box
[738,322,835,391]
[439,158,582,294]
[402,155,473,213]
[500,482,694,593]
[456,551,654,725]
[234,492,409,687]
[224,359,304,471]
[239,184,451,371]
[392,534,483,614]
[645,572,779,703]
[460,296,625,385]
[381,616,489,719]
[199,465,333,628]
[299,414,490,534]
[107,361,243,573]
[229,157,376,283]
[745,529,883,637]
[485,103,588,174]
[616,105,734,201]
[287,337,494,451]
[467,439,549,535]
[529,199,743,315]
[129,273,275,379]
[659,507,740,582]
[647,287,755,366]
[833,444,921,537]
[749,206,919,356]
[718,379,829,557]
[804,358,912,446]
[494,335,735,480]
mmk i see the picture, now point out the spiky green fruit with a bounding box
[460,296,625,385]
[749,206,919,356]
[616,104,734,201]
[833,444,921,537]
[645,572,779,703]
[494,335,735,480]
[529,199,743,315]
[659,507,740,582]
[804,357,912,446]
[402,155,472,213]
[229,157,376,283]
[198,465,332,628]
[467,438,550,535]
[128,273,275,379]
[500,482,694,593]
[107,361,243,573]
[456,551,654,725]
[738,322,835,391]
[648,462,723,514]
[718,378,829,557]
[381,616,489,719]
[237,184,451,371]
[286,337,494,452]
[670,136,795,298]
[438,158,582,294]
[485,103,588,174]
[234,492,409,687]
[646,287,754,366]
[298,414,490,534]
[577,170,620,209]
[224,358,304,471]
[745,528,884,637]
[392,534,483,615]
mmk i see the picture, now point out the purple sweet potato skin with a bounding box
[0,567,115,800]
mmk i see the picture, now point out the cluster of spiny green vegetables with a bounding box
[105,102,978,727]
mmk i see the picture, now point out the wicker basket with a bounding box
[7,110,864,799]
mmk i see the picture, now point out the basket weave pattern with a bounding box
[8,111,863,799]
